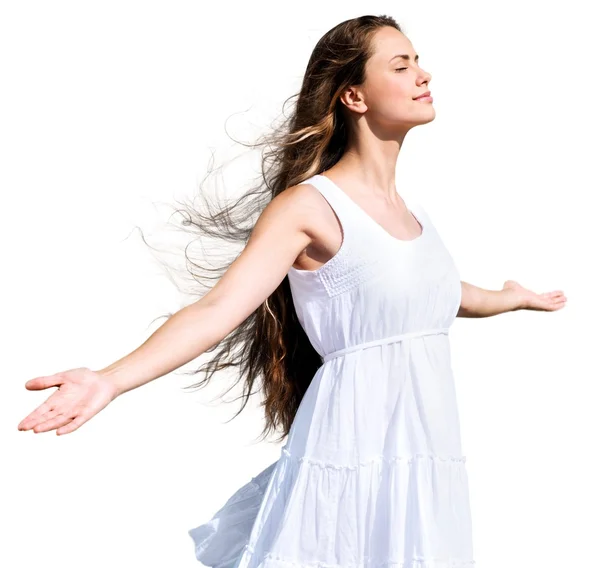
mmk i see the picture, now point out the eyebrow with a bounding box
[389,54,419,63]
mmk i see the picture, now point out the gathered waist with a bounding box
[322,327,450,363]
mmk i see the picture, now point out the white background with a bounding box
[2,1,598,567]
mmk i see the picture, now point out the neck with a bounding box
[327,130,407,199]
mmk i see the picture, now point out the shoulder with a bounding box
[246,181,328,251]
[264,181,330,231]
[277,180,323,208]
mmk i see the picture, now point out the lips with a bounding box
[414,91,431,100]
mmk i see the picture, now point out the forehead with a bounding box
[369,27,415,64]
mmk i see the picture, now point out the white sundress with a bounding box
[188,173,475,568]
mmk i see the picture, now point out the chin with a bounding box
[416,109,436,125]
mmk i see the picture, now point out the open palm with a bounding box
[503,279,567,312]
[17,367,120,436]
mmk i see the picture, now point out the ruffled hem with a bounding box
[188,460,278,568]
[240,545,476,568]
[188,448,474,568]
[281,447,466,470]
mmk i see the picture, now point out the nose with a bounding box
[417,68,432,86]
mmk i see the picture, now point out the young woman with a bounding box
[17,14,566,568]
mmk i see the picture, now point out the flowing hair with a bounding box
[145,15,403,443]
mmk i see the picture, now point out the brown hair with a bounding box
[145,15,403,444]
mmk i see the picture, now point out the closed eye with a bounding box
[395,68,408,72]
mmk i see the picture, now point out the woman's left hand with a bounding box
[503,279,567,312]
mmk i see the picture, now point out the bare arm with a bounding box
[457,280,567,318]
[98,184,315,396]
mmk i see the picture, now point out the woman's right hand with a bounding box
[17,367,121,436]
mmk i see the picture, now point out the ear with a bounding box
[338,85,368,114]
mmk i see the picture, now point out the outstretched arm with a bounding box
[17,183,320,435]
[457,280,567,318]
[97,183,317,396]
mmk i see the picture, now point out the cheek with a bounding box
[370,80,414,114]
[376,76,412,101]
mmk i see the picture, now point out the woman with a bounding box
[17,14,566,568]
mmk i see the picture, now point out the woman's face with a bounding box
[351,27,434,130]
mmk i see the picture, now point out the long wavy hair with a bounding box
[145,15,403,444]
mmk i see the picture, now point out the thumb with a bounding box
[25,373,66,390]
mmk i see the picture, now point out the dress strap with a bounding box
[300,174,362,240]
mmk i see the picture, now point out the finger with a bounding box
[547,298,567,310]
[34,413,74,434]
[541,291,564,298]
[18,403,56,431]
[56,413,89,436]
[25,373,66,391]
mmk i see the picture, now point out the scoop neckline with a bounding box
[317,174,426,244]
